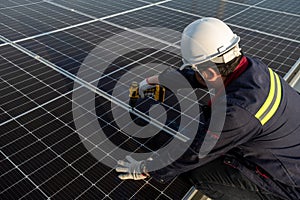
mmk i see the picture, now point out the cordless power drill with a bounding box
[129,81,166,107]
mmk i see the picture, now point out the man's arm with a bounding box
[139,68,203,95]
[144,105,263,183]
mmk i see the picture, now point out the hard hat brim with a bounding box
[180,35,240,70]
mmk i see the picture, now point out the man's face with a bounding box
[194,67,223,88]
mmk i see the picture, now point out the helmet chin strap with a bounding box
[211,45,241,64]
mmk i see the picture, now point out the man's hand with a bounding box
[116,156,149,180]
[139,79,155,98]
[139,76,159,98]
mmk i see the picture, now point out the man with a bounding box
[116,18,300,199]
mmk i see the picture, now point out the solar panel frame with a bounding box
[225,7,300,41]
[49,0,148,19]
[0,2,91,41]
[1,0,299,199]
[0,28,194,200]
[0,0,42,9]
[256,0,300,15]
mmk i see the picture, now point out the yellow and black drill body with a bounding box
[129,81,165,107]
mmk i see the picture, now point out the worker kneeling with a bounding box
[116,17,300,200]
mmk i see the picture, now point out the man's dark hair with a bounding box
[216,53,243,76]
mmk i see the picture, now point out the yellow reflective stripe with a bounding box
[255,68,275,119]
[255,68,282,125]
[260,72,282,125]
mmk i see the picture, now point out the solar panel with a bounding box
[232,26,300,77]
[0,0,41,8]
[0,2,90,41]
[226,8,300,41]
[224,0,263,5]
[1,0,299,199]
[257,0,300,15]
[161,0,249,20]
[49,0,147,18]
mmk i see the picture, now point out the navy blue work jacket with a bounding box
[147,57,300,199]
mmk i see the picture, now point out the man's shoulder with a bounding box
[226,57,271,116]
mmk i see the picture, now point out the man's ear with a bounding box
[204,68,222,82]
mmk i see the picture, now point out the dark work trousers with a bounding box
[187,157,285,200]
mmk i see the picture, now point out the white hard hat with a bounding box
[180,17,241,70]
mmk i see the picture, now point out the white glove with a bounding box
[139,79,155,98]
[116,156,149,180]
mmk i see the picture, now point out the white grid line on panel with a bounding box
[1,0,296,198]
[137,0,251,19]
[1,73,200,165]
[0,76,60,113]
[0,150,49,199]
[1,0,298,51]
[2,2,87,33]
[10,31,199,122]
[1,86,181,200]
[44,0,147,19]
[0,2,188,110]
[43,1,298,196]
[0,1,43,10]
[10,19,98,44]
[129,183,171,200]
[0,78,118,199]
[16,22,177,79]
[101,0,172,20]
[152,178,181,200]
[11,0,171,48]
[0,1,298,198]
[221,0,260,6]
[0,36,196,200]
[1,0,296,151]
[0,89,72,127]
[0,53,73,125]
[44,0,179,47]
[43,0,102,20]
[1,36,189,142]
[228,21,300,43]
[0,0,169,46]
[1,26,203,142]
[0,42,10,47]
[233,28,296,75]
[1,0,292,161]
[223,0,266,21]
[65,0,171,17]
[0,78,101,198]
[267,42,299,73]
[0,61,66,98]
[148,0,300,43]
[101,14,182,45]
[2,71,203,164]
[0,42,189,154]
[256,4,300,17]
[224,7,300,42]
[1,1,296,198]
[222,0,300,17]
[0,56,125,199]
[0,55,199,200]
[1,137,108,199]
[0,22,26,44]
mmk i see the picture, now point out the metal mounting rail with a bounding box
[284,58,300,91]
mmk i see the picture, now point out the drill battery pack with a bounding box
[129,81,165,107]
